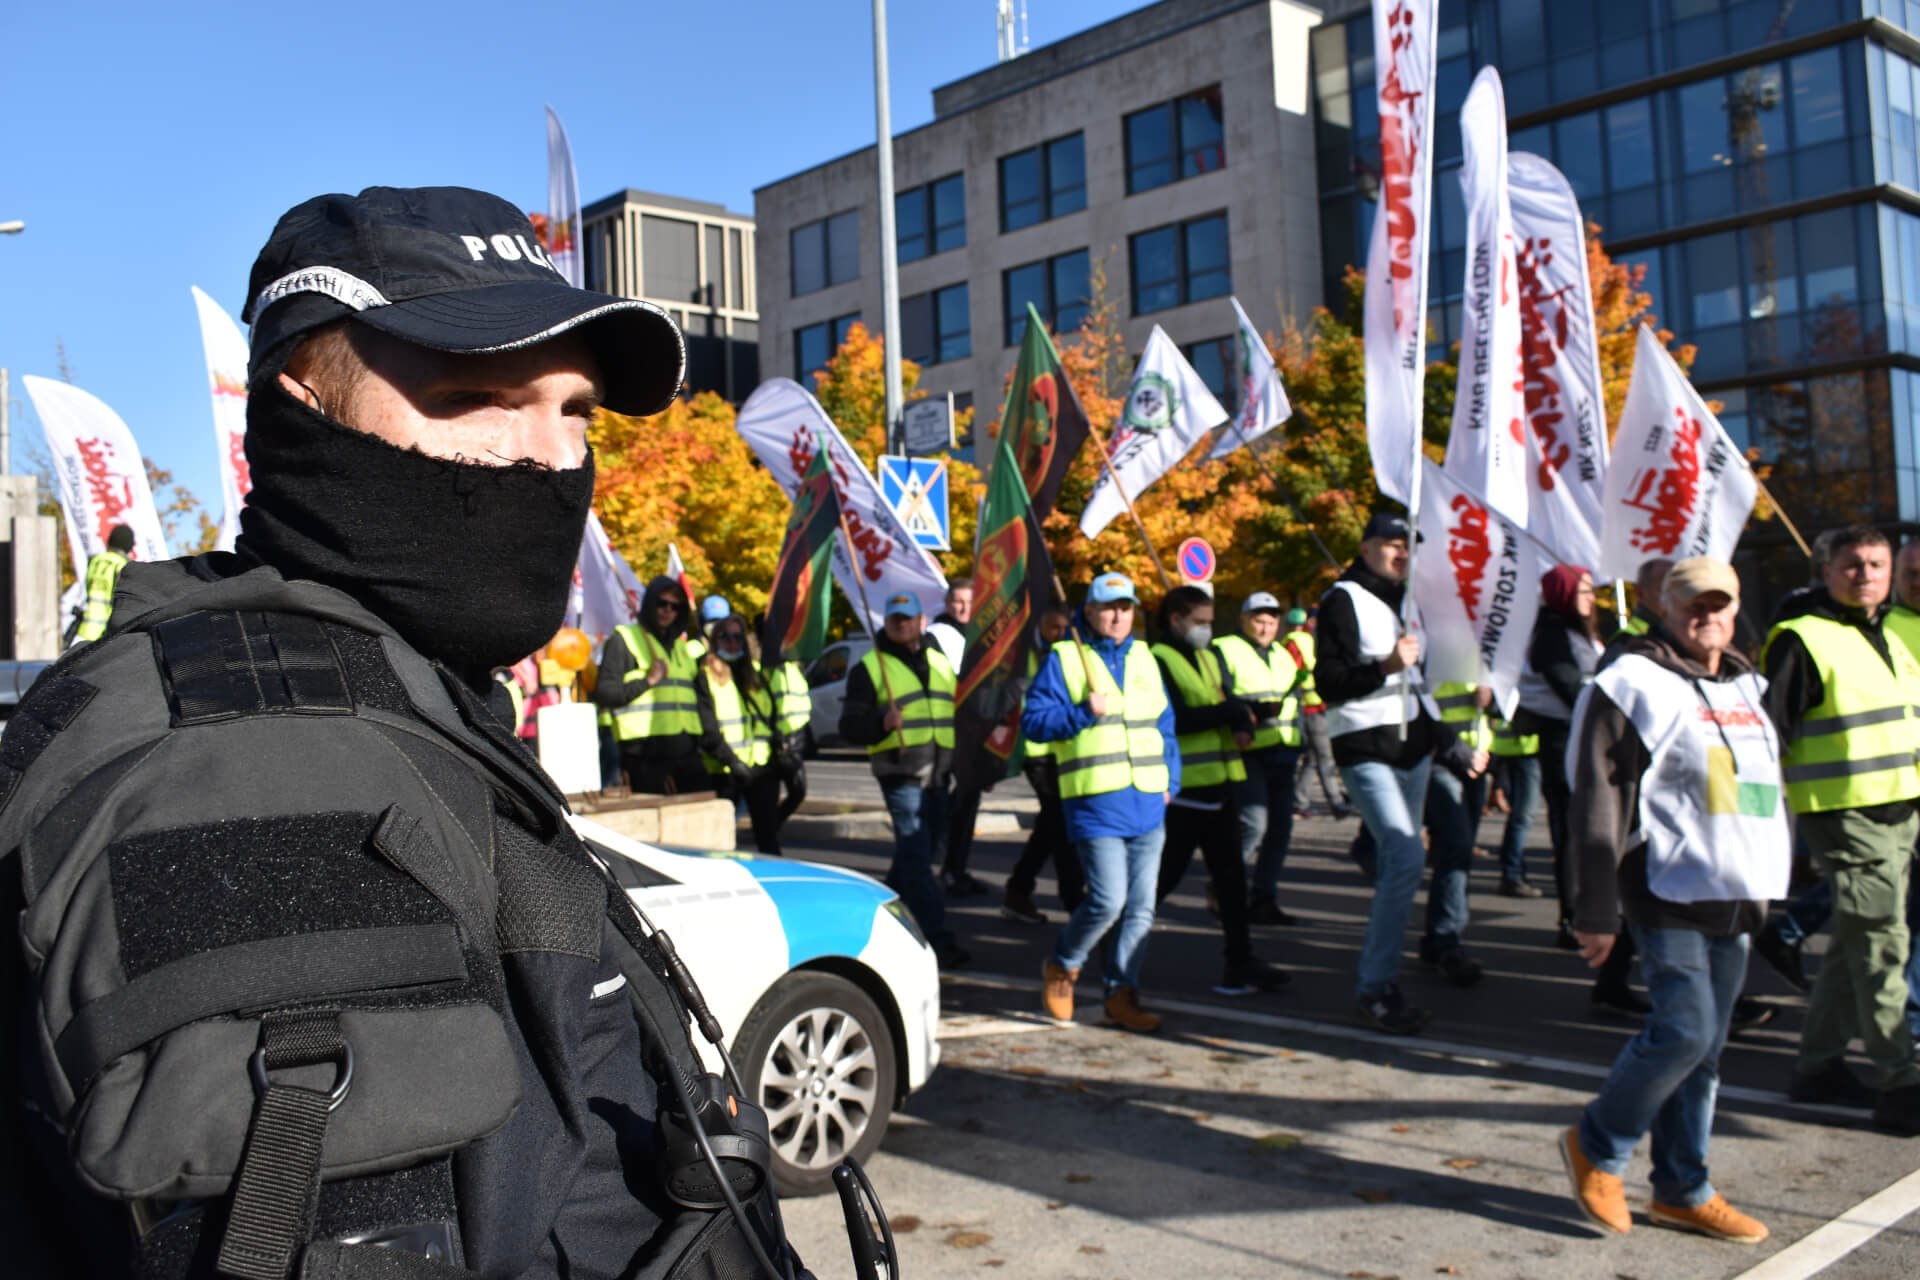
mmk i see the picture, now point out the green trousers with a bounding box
[1797,805,1920,1089]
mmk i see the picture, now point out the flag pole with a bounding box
[1753,475,1812,559]
[1082,412,1176,593]
[1010,450,1102,693]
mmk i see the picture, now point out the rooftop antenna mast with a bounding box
[996,0,1029,61]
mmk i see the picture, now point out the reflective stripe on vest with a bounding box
[76,549,128,643]
[1052,639,1170,799]
[1151,643,1247,789]
[766,661,812,736]
[1433,682,1491,752]
[1767,614,1920,813]
[1284,628,1322,709]
[701,672,773,773]
[1212,634,1302,749]
[610,625,702,742]
[860,647,956,754]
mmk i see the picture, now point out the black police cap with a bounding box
[242,186,685,417]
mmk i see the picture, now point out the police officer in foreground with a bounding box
[0,187,809,1276]
[1765,524,1920,1131]
[838,592,970,968]
[71,523,135,644]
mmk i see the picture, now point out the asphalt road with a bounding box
[764,757,1920,1279]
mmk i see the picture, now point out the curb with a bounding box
[779,809,1027,842]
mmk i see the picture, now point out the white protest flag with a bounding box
[1413,458,1542,719]
[22,376,170,571]
[1599,325,1757,580]
[1442,67,1528,526]
[1510,151,1609,567]
[735,378,949,629]
[566,509,644,637]
[190,287,251,551]
[545,105,585,288]
[1080,326,1229,537]
[1208,297,1292,461]
[1363,0,1440,506]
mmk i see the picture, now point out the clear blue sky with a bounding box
[0,0,1136,538]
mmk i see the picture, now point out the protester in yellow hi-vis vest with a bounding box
[1212,591,1306,926]
[1764,524,1920,1133]
[590,575,709,795]
[1285,607,1351,820]
[754,611,815,840]
[838,592,968,969]
[1151,585,1288,997]
[696,611,784,856]
[73,524,135,645]
[1001,604,1087,926]
[1023,573,1179,1033]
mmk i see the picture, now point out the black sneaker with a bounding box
[1433,948,1485,988]
[1591,983,1653,1017]
[1873,1082,1920,1136]
[1355,984,1430,1035]
[1729,996,1777,1034]
[1214,957,1291,996]
[934,942,972,970]
[1499,878,1544,899]
[1790,1060,1876,1109]
[1246,898,1297,926]
[942,870,987,898]
[1753,926,1809,994]
[999,889,1048,925]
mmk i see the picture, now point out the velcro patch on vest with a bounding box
[0,675,97,813]
[151,610,355,726]
[493,819,605,960]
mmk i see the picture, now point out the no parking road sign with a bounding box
[878,455,950,551]
[1177,537,1216,585]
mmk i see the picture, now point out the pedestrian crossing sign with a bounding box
[878,455,950,551]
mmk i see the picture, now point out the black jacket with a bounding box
[695,660,782,779]
[594,576,700,760]
[839,634,950,783]
[1314,560,1444,768]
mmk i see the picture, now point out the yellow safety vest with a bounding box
[1050,639,1171,800]
[76,548,128,643]
[1887,605,1920,666]
[1488,712,1538,757]
[700,669,773,774]
[859,647,956,754]
[1282,628,1322,710]
[1433,682,1492,752]
[765,660,812,737]
[610,625,702,742]
[501,677,527,735]
[1620,612,1652,638]
[1767,614,1920,813]
[1211,634,1303,749]
[1150,643,1247,789]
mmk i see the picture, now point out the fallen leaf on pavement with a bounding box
[1256,1132,1304,1150]
[1046,1201,1066,1210]
[1084,1060,1113,1068]
[1151,1068,1177,1079]
[946,1230,991,1248]
[888,1216,921,1234]
[1065,1173,1095,1183]
[1444,1158,1479,1170]
[1010,1045,1037,1054]
[1353,1189,1394,1203]
[1010,1065,1046,1076]
[1390,1125,1410,1133]
[983,1261,1005,1269]
[1079,1245,1106,1254]
[1210,1054,1240,1063]
[1435,1268,1461,1275]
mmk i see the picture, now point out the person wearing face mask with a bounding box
[0,187,811,1277]
[1151,586,1288,996]
[696,613,783,856]
[594,575,710,795]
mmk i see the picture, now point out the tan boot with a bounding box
[1042,961,1079,1022]
[1102,986,1161,1033]
[1649,1194,1768,1243]
[1559,1126,1630,1234]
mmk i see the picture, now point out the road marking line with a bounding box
[1729,1166,1920,1280]
[938,1013,1054,1040]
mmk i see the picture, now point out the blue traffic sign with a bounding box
[878,455,950,551]
[1177,536,1216,584]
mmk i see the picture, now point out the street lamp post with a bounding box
[871,0,903,455]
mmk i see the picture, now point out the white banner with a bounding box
[1414,458,1542,719]
[1208,297,1293,460]
[735,378,949,630]
[545,104,585,289]
[1442,67,1528,527]
[1510,150,1610,567]
[1599,325,1757,580]
[566,509,644,637]
[1363,0,1439,507]
[190,286,251,552]
[22,375,170,571]
[1081,326,1228,537]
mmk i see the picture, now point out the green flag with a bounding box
[762,438,840,664]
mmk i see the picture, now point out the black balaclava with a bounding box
[234,369,593,685]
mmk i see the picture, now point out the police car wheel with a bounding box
[735,971,898,1197]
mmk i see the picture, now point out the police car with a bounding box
[572,815,940,1197]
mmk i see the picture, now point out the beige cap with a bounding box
[1661,556,1740,605]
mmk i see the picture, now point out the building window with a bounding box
[998,133,1087,233]
[795,312,861,386]
[902,283,971,366]
[643,215,701,303]
[1129,214,1231,315]
[1125,87,1226,195]
[1003,250,1091,345]
[791,211,859,297]
[1182,336,1238,415]
[897,174,966,264]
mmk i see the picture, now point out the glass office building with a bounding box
[1314,0,1920,590]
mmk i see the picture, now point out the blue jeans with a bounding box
[1579,926,1746,1209]
[1421,768,1482,959]
[1053,825,1166,993]
[1342,757,1433,998]
[1235,747,1301,901]
[879,778,951,948]
[1496,754,1541,885]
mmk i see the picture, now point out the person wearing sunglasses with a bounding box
[596,577,710,795]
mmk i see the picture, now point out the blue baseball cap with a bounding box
[699,594,731,623]
[1087,573,1137,605]
[884,593,923,619]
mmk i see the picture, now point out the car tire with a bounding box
[733,971,897,1198]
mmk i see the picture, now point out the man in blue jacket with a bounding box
[1023,573,1180,1032]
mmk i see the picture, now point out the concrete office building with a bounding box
[754,0,1323,456]
[581,189,760,402]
